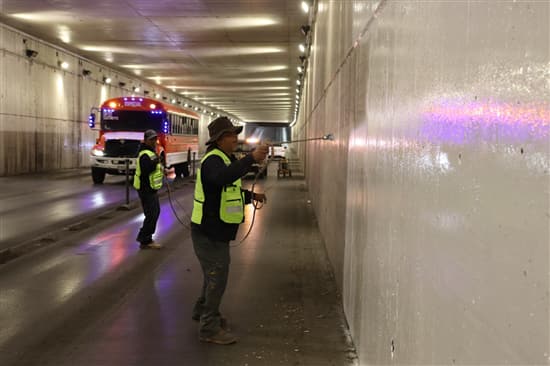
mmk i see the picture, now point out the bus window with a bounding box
[183,117,188,134]
[101,110,163,131]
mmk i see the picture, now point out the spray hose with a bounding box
[164,174,192,230]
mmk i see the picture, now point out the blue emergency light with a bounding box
[88,113,95,128]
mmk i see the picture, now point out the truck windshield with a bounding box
[101,110,163,131]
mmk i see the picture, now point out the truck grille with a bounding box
[104,140,140,157]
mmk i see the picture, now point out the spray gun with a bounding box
[266,133,334,146]
[251,133,335,173]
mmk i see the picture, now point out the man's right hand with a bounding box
[251,144,269,162]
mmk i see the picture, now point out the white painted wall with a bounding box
[0,24,223,176]
[293,0,549,364]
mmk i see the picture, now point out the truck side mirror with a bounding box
[88,113,96,128]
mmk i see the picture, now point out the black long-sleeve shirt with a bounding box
[137,143,159,194]
[191,146,256,242]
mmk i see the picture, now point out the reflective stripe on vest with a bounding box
[191,149,244,225]
[133,150,163,190]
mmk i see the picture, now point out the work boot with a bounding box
[140,240,162,249]
[192,315,230,331]
[146,241,163,249]
[199,329,237,345]
[220,317,231,332]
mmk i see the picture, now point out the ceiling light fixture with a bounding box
[103,76,112,84]
[58,60,69,69]
[301,1,310,13]
[299,44,306,53]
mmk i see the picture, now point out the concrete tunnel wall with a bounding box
[292,0,549,364]
[0,24,214,176]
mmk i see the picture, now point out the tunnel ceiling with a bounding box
[0,0,309,123]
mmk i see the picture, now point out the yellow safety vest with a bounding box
[133,150,163,190]
[191,149,244,224]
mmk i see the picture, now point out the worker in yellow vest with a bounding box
[134,129,163,249]
[191,117,268,345]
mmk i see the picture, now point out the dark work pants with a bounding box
[136,190,160,245]
[191,228,230,337]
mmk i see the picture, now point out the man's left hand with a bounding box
[253,193,267,203]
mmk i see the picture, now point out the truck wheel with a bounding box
[174,163,190,178]
[91,167,106,184]
[182,162,190,177]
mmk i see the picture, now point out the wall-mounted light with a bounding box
[82,69,92,76]
[171,98,176,103]
[296,80,301,85]
[133,86,140,92]
[58,60,69,69]
[300,25,311,36]
[155,93,161,98]
[25,49,38,58]
[299,44,306,53]
[103,76,112,84]
[118,81,126,87]
[297,66,303,73]
[296,88,300,93]
[301,1,310,13]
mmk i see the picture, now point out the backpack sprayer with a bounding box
[164,133,335,243]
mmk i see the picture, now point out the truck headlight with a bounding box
[92,148,105,157]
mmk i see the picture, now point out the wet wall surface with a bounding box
[294,0,549,364]
[0,167,354,366]
[0,24,216,176]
